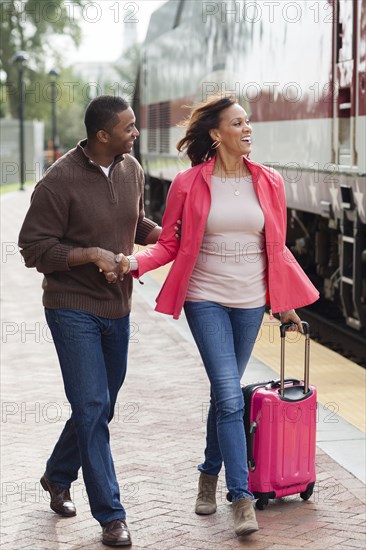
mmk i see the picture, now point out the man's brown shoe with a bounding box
[102,519,132,547]
[40,474,76,517]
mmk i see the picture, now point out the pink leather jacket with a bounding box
[134,156,319,319]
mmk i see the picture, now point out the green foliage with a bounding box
[0,0,86,117]
[0,1,142,152]
[0,0,89,149]
[46,66,89,151]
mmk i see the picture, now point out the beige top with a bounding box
[185,175,267,308]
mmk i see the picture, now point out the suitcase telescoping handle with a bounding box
[279,321,310,397]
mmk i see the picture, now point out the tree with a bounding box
[34,65,90,153]
[112,44,141,102]
[0,0,86,118]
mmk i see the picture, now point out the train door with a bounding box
[334,0,366,331]
[333,0,357,166]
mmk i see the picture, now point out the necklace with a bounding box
[213,175,241,196]
[213,170,249,197]
[225,176,242,196]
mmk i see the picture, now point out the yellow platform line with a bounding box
[143,263,366,433]
[252,313,366,433]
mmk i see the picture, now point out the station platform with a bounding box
[1,188,365,550]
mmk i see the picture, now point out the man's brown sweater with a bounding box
[18,140,157,318]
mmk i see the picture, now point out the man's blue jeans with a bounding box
[44,308,130,525]
[184,301,265,501]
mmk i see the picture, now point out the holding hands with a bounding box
[94,250,131,283]
[93,218,182,283]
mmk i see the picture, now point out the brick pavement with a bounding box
[1,189,365,550]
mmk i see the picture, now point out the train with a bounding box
[132,0,366,337]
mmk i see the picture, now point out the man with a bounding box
[18,96,161,547]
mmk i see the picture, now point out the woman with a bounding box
[118,95,319,536]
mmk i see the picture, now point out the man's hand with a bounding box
[144,219,182,245]
[94,249,119,274]
[174,220,182,240]
[67,247,130,284]
[103,253,131,283]
[279,310,303,333]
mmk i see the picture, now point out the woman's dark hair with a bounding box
[176,95,237,166]
[84,95,129,138]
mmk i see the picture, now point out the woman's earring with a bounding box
[210,140,221,149]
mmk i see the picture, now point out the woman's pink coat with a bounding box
[134,156,319,319]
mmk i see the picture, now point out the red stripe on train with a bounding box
[139,87,365,129]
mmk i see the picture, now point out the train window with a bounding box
[334,0,355,166]
[147,103,171,154]
[337,0,354,63]
[159,102,170,154]
[148,104,158,152]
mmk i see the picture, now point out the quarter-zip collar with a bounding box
[74,139,125,203]
[76,139,124,171]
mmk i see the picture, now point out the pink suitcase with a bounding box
[230,321,317,510]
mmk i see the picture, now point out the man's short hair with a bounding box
[84,96,129,137]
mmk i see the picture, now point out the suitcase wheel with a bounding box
[255,497,269,510]
[300,482,315,501]
[226,491,232,502]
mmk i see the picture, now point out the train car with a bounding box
[133,0,366,337]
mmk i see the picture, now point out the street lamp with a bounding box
[48,69,59,163]
[11,51,28,191]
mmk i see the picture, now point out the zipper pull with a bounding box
[269,308,274,320]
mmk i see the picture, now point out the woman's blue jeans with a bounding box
[184,301,264,501]
[44,308,130,525]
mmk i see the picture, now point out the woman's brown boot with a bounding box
[195,472,218,515]
[232,497,259,535]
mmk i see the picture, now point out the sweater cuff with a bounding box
[135,218,157,245]
[46,244,73,272]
